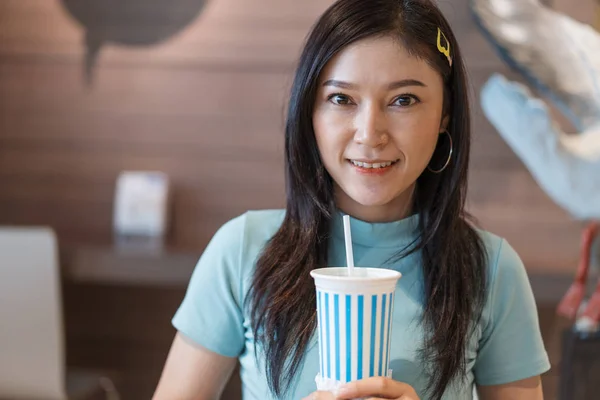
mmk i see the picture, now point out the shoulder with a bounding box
[184,209,285,304]
[215,208,286,248]
[240,208,287,241]
[172,210,286,356]
[471,228,551,383]
[473,228,535,322]
[209,208,286,272]
[474,228,525,284]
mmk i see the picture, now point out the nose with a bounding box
[353,103,389,148]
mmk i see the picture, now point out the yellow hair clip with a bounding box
[437,27,452,67]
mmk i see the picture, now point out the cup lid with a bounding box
[310,267,401,282]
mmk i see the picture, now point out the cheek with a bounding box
[390,116,440,164]
[313,112,352,162]
[411,130,439,159]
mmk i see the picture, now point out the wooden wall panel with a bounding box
[0,0,586,272]
[0,2,325,398]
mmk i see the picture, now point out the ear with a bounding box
[440,115,450,133]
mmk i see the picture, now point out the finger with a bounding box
[302,390,336,400]
[336,377,412,399]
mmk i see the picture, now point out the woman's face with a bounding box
[313,35,447,222]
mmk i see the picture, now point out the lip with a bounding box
[346,159,399,175]
[349,158,397,163]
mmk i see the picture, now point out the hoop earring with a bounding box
[427,130,453,173]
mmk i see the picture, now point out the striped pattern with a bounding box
[316,290,395,382]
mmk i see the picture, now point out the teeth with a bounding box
[350,160,395,168]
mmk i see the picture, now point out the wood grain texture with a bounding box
[0,0,584,272]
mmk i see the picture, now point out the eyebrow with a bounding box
[321,79,427,90]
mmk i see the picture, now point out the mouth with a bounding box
[347,158,400,174]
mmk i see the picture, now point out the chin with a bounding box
[333,179,410,211]
[347,191,397,208]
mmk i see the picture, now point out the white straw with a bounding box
[342,215,355,274]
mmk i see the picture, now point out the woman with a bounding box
[153,0,550,399]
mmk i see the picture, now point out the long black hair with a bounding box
[248,1,487,398]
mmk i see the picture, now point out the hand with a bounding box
[302,378,420,400]
[302,391,335,400]
[336,377,420,400]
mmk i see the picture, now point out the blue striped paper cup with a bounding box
[310,267,401,384]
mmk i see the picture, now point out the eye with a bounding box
[391,94,420,107]
[327,93,354,105]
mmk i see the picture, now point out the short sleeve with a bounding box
[474,239,551,386]
[172,215,246,358]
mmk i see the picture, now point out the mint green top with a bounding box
[172,210,550,399]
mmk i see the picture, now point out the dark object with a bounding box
[559,328,600,400]
[59,0,208,85]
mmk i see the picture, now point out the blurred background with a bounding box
[0,0,597,399]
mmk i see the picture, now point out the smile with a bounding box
[348,159,399,169]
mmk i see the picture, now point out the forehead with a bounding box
[318,35,442,86]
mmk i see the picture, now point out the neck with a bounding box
[334,184,416,223]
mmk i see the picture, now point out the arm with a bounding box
[477,376,544,400]
[153,333,238,400]
[155,215,248,399]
